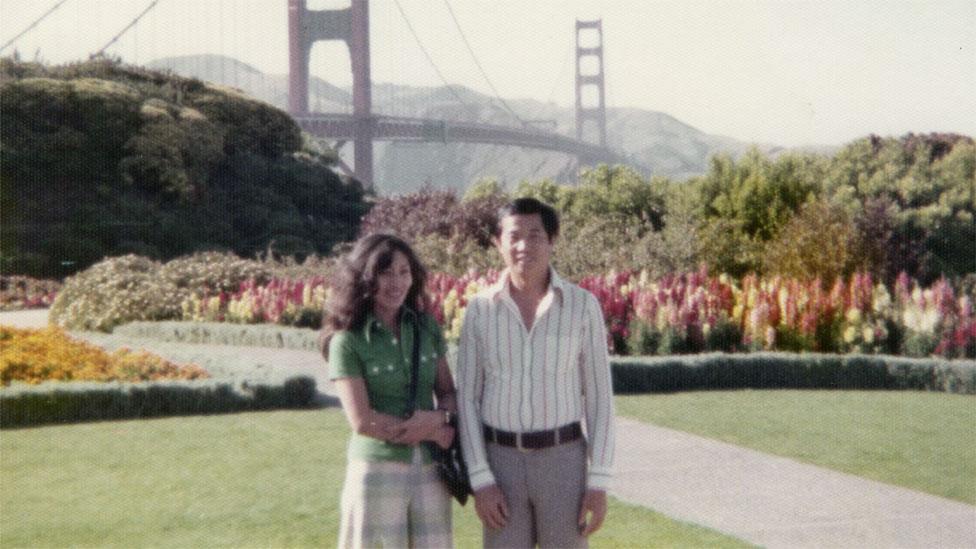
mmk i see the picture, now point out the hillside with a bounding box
[148,54,779,194]
[0,58,369,277]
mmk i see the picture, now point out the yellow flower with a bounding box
[0,326,207,385]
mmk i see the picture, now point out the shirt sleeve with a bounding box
[456,297,496,490]
[328,331,363,380]
[579,292,616,491]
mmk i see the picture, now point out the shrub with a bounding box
[0,376,317,428]
[554,214,647,281]
[1,58,366,278]
[625,320,661,356]
[359,187,505,251]
[47,252,333,332]
[902,332,939,358]
[159,251,272,294]
[763,199,859,282]
[609,353,976,394]
[411,233,503,277]
[704,318,743,353]
[0,325,208,386]
[48,255,182,332]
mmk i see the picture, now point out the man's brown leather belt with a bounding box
[483,422,583,451]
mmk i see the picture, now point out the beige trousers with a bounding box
[483,438,588,549]
[338,448,453,549]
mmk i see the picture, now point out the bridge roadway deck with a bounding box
[294,113,637,168]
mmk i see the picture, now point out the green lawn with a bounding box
[616,390,976,504]
[1,409,748,548]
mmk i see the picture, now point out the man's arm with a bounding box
[577,292,616,536]
[456,297,496,489]
[579,292,616,490]
[456,298,510,528]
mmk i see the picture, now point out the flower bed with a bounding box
[180,276,329,329]
[0,325,209,386]
[621,269,974,358]
[43,253,976,359]
[0,276,61,311]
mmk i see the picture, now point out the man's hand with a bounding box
[474,484,509,530]
[578,489,607,537]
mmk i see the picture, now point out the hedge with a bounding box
[0,376,317,429]
[610,353,976,394]
[112,322,976,395]
[112,321,319,351]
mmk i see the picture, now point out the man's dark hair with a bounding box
[494,197,560,240]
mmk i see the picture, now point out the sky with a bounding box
[2,0,974,147]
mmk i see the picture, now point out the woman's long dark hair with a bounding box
[319,233,429,359]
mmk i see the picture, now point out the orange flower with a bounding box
[0,325,208,386]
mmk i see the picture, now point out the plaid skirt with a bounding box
[338,448,453,549]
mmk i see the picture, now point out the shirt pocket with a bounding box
[361,356,407,398]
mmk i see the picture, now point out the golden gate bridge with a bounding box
[3,0,649,188]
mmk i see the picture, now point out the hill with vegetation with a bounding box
[0,57,369,278]
[147,54,779,193]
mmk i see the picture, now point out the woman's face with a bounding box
[372,250,413,315]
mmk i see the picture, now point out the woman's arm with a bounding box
[434,355,457,413]
[390,356,458,446]
[334,377,405,442]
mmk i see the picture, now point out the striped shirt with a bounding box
[457,268,615,491]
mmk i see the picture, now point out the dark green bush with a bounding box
[625,321,661,356]
[627,319,743,356]
[704,319,743,353]
[1,58,367,278]
[902,331,940,358]
[0,376,318,429]
[610,353,976,394]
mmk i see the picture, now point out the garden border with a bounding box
[612,353,976,394]
[0,376,317,429]
[114,322,976,394]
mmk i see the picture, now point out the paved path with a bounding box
[611,417,976,549]
[1,308,48,328]
[4,309,975,548]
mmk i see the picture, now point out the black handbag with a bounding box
[406,318,472,505]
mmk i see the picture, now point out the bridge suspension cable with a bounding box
[0,0,70,54]
[390,0,474,110]
[441,0,525,126]
[93,0,159,57]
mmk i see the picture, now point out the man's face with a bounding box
[494,213,555,279]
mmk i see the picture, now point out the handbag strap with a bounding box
[405,313,421,416]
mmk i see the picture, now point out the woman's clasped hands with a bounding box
[389,409,454,449]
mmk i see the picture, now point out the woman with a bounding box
[321,233,457,549]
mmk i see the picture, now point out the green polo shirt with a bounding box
[328,308,447,463]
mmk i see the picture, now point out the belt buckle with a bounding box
[516,433,530,453]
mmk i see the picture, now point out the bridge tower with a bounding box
[288,0,373,187]
[574,19,607,149]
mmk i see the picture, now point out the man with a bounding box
[457,197,615,548]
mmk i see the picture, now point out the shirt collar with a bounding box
[487,266,567,304]
[363,307,418,343]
